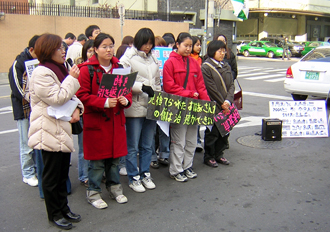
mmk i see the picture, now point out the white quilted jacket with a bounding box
[28,66,83,153]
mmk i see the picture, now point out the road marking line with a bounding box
[245,74,283,80]
[238,72,268,78]
[265,77,286,82]
[0,95,10,99]
[244,91,292,100]
[0,129,18,135]
[0,106,12,111]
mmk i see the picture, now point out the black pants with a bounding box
[203,125,228,161]
[42,150,71,221]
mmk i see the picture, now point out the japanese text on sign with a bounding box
[97,72,137,98]
[269,100,328,138]
[146,91,216,126]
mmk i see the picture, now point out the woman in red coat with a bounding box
[163,32,210,182]
[76,33,132,209]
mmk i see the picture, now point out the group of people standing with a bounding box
[9,25,237,230]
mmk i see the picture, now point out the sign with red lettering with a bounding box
[214,104,241,136]
[97,72,137,98]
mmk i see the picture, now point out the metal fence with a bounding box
[0,1,171,20]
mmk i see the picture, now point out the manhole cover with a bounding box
[236,135,297,150]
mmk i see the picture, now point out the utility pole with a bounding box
[119,4,125,42]
[202,0,208,56]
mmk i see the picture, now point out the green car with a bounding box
[301,41,330,56]
[239,41,286,58]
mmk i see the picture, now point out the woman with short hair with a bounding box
[28,33,84,230]
[201,40,235,167]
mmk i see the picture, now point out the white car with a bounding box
[284,46,330,100]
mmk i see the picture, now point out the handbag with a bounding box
[234,79,243,110]
[71,121,83,135]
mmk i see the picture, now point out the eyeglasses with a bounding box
[57,46,65,52]
[217,49,227,54]
[100,45,115,50]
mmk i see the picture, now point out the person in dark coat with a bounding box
[8,35,40,187]
[213,34,238,80]
[201,40,235,167]
[76,33,132,209]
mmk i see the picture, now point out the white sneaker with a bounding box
[141,173,156,190]
[129,175,145,193]
[119,167,127,176]
[23,176,38,187]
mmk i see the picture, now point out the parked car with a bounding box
[300,41,330,56]
[234,40,251,54]
[260,37,304,57]
[239,41,285,58]
[284,46,330,100]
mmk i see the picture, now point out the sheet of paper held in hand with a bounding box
[47,100,78,122]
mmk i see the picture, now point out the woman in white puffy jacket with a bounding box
[119,28,161,193]
[28,34,84,230]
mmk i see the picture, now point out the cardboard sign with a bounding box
[152,47,172,86]
[269,100,329,138]
[97,72,137,98]
[147,91,216,126]
[214,104,241,137]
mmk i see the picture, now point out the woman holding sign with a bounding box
[119,28,161,193]
[76,33,132,209]
[163,32,210,182]
[201,40,235,167]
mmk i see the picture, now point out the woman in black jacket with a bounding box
[213,34,237,80]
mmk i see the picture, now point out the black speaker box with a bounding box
[262,118,282,141]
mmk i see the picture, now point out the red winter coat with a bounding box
[163,51,210,101]
[76,55,132,160]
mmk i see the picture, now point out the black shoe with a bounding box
[150,161,159,169]
[158,158,169,166]
[216,157,230,165]
[50,218,73,230]
[64,212,81,222]
[204,159,218,168]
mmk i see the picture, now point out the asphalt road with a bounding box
[0,56,329,232]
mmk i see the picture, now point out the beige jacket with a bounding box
[119,46,161,117]
[28,66,83,153]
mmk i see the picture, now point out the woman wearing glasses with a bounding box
[201,40,235,168]
[28,34,83,230]
[76,33,132,209]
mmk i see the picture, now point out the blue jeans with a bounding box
[77,117,88,182]
[17,119,36,178]
[152,125,170,161]
[118,156,126,169]
[126,117,156,182]
[35,149,71,199]
[88,158,120,192]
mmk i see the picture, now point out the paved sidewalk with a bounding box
[0,73,8,85]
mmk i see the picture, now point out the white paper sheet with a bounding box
[157,120,170,137]
[47,100,78,122]
[112,67,131,75]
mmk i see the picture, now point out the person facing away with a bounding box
[76,33,132,209]
[66,33,88,64]
[63,32,76,53]
[119,27,161,193]
[8,35,40,187]
[201,40,235,168]
[28,33,84,230]
[163,32,210,182]
[85,25,101,40]
[115,35,134,60]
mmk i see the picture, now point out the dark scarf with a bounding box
[39,60,68,83]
